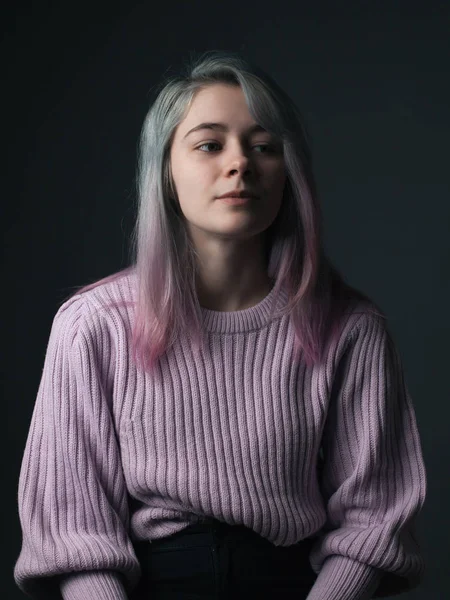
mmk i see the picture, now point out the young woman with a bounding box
[14,50,427,600]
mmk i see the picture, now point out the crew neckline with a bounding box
[117,270,289,334]
[199,282,288,333]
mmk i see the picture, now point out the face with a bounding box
[169,83,286,247]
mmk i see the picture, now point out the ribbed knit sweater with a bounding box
[14,271,427,600]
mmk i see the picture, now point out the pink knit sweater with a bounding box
[14,271,426,599]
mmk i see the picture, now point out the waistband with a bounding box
[141,518,315,554]
[184,518,246,534]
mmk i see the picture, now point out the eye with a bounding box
[195,142,275,153]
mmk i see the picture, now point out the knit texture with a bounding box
[14,271,427,599]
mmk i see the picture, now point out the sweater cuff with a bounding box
[60,569,128,600]
[306,555,383,600]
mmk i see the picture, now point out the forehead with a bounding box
[176,84,258,135]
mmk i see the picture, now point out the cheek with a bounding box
[266,168,287,213]
[263,158,285,183]
[174,153,209,182]
[267,167,287,199]
[275,162,287,184]
[172,162,198,196]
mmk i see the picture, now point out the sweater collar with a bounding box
[199,282,288,334]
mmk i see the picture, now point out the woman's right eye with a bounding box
[196,142,221,152]
[196,142,274,153]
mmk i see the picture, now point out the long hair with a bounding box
[63,49,384,374]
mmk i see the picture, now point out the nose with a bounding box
[227,150,252,177]
[229,164,251,176]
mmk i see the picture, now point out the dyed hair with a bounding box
[64,50,384,374]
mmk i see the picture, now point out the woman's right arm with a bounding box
[14,295,141,599]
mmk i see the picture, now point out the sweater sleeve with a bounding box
[306,313,427,600]
[13,296,141,600]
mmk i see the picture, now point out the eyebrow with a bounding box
[183,122,268,140]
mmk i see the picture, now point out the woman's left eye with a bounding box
[196,142,273,153]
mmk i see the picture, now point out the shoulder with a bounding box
[328,297,391,365]
[337,298,400,370]
[345,297,388,337]
[52,269,137,344]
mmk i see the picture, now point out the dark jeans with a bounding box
[130,519,318,599]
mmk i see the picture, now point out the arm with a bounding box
[13,295,141,599]
[306,313,427,600]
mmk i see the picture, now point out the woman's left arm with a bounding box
[306,312,427,600]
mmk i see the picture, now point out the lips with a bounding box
[217,190,257,199]
[219,196,252,205]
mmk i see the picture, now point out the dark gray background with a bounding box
[4,1,448,598]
